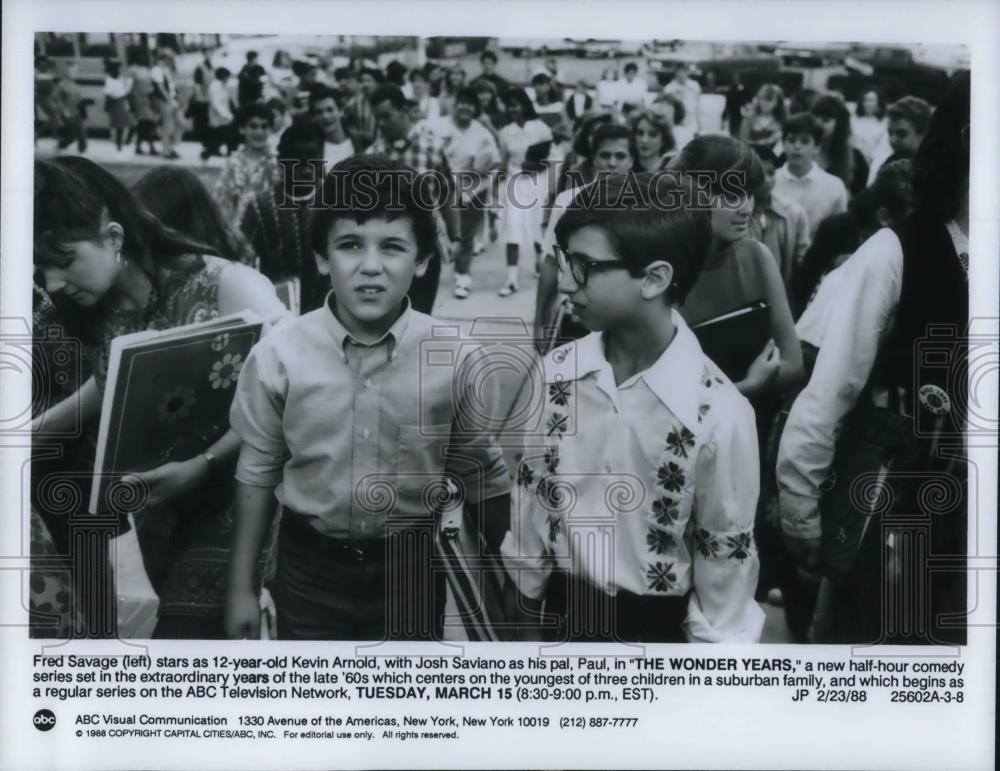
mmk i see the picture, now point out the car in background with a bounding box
[496,38,578,58]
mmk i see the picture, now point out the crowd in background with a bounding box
[30,42,970,646]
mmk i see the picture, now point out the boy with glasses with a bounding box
[502,173,764,643]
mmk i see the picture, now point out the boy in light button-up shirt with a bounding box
[226,154,510,641]
[501,173,764,642]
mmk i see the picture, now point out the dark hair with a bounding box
[246,51,258,62]
[454,86,481,114]
[360,68,384,84]
[266,97,287,115]
[911,71,969,221]
[104,59,121,78]
[855,86,886,119]
[849,158,913,232]
[570,112,615,158]
[277,116,326,160]
[132,167,255,264]
[590,123,631,158]
[308,85,341,113]
[310,153,438,260]
[811,93,854,187]
[781,112,824,145]
[671,134,765,197]
[754,145,779,166]
[369,83,407,111]
[334,67,355,82]
[787,88,818,115]
[480,50,498,64]
[886,95,933,135]
[554,172,712,305]
[215,67,230,80]
[531,72,551,87]
[34,157,212,331]
[385,60,408,87]
[236,101,274,127]
[623,62,638,75]
[409,68,428,84]
[654,93,686,128]
[504,87,538,120]
[627,108,676,166]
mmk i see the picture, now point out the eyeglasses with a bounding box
[553,244,629,287]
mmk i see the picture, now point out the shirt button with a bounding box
[362,428,371,439]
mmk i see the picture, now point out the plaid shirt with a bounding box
[368,121,452,206]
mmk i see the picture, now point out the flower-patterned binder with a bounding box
[89,312,263,515]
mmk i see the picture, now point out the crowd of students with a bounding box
[29,48,970,646]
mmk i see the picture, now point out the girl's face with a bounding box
[634,118,664,159]
[448,68,465,88]
[861,91,879,117]
[38,226,123,307]
[758,93,777,114]
[477,90,491,109]
[535,79,550,96]
[412,77,429,99]
[815,114,837,140]
[506,98,525,123]
[710,191,753,244]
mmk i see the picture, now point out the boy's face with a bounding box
[241,116,272,152]
[311,97,342,137]
[783,132,818,167]
[710,191,753,243]
[360,73,376,95]
[557,225,640,332]
[373,100,409,142]
[316,216,427,332]
[887,117,923,157]
[592,138,632,175]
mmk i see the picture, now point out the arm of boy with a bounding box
[776,228,903,556]
[685,394,765,643]
[226,335,291,638]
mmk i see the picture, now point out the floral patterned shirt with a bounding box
[501,311,765,642]
[214,146,281,227]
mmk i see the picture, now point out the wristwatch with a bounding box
[199,451,218,474]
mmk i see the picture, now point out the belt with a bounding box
[281,509,389,563]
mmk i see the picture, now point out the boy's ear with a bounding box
[413,251,430,278]
[313,251,330,276]
[640,260,674,301]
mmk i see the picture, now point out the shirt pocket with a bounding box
[394,422,453,511]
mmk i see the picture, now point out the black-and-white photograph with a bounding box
[25,29,974,645]
[2,1,996,768]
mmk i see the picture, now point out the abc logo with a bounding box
[33,709,56,731]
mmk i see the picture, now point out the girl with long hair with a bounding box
[739,83,786,152]
[32,156,287,639]
[132,166,258,267]
[627,106,677,172]
[811,93,869,196]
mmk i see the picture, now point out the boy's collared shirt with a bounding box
[230,295,510,540]
[501,311,764,642]
[772,161,848,240]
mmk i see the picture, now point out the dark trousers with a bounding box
[203,122,238,158]
[273,512,445,641]
[545,572,688,643]
[453,202,484,275]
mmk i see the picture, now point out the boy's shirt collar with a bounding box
[545,309,703,431]
[779,160,817,181]
[322,291,413,360]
